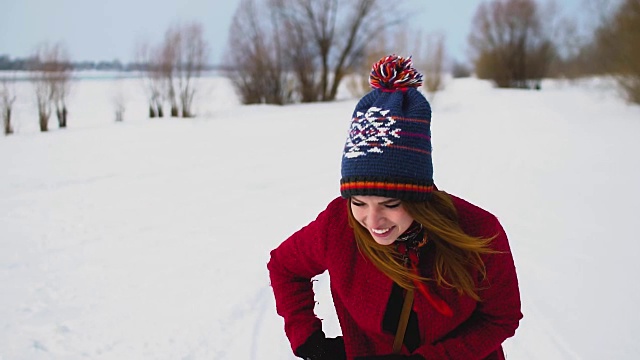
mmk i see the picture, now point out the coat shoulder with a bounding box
[447,193,501,237]
[324,196,349,226]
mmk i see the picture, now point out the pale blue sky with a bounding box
[1,0,587,65]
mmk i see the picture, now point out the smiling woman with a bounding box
[267,55,522,360]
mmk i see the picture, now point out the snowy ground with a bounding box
[1,74,639,359]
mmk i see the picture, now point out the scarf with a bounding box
[395,222,453,317]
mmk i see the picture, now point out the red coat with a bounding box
[268,195,522,359]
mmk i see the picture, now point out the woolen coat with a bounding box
[268,195,522,359]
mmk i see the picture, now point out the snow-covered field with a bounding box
[1,74,639,359]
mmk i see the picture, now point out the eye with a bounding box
[351,200,365,207]
[384,203,401,209]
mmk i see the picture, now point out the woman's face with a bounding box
[350,195,414,246]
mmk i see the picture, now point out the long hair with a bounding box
[347,190,495,301]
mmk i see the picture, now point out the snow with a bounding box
[1,74,639,359]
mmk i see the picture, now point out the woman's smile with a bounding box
[350,196,414,245]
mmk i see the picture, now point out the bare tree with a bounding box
[226,0,293,105]
[160,27,181,117]
[358,27,446,99]
[270,0,394,101]
[469,0,556,88]
[418,33,446,98]
[274,0,325,102]
[29,42,72,131]
[554,0,621,78]
[1,76,16,135]
[594,0,640,103]
[344,34,391,98]
[112,77,126,122]
[177,23,208,117]
[135,40,165,118]
[50,45,72,128]
[156,22,209,117]
[31,44,54,132]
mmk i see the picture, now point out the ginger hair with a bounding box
[347,190,496,301]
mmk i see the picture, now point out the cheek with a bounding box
[394,211,414,231]
[350,206,366,226]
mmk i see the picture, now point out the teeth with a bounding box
[371,228,390,234]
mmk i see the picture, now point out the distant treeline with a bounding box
[0,55,227,72]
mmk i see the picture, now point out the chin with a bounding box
[371,234,398,246]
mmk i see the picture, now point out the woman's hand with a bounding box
[295,330,346,360]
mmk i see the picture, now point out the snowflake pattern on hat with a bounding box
[344,106,402,159]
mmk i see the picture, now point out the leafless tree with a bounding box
[135,40,164,118]
[112,77,126,122]
[594,0,640,103]
[342,27,446,100]
[552,0,620,78]
[274,1,323,102]
[31,44,54,132]
[416,32,446,98]
[226,0,293,105]
[159,27,180,117]
[177,23,208,117]
[50,45,72,128]
[227,0,399,103]
[1,76,16,135]
[29,42,72,131]
[270,0,394,101]
[157,22,209,117]
[344,36,391,98]
[354,27,446,99]
[469,0,556,88]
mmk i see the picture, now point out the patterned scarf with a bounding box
[395,222,453,317]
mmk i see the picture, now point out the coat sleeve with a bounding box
[267,197,346,354]
[413,218,523,360]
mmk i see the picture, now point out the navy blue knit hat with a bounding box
[340,55,433,201]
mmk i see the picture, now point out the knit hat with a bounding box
[340,55,433,201]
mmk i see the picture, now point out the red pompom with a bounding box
[369,54,423,90]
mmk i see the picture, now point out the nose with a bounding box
[365,207,384,228]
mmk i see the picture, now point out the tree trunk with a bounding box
[3,108,12,135]
[61,107,68,127]
[39,112,49,132]
[57,106,68,128]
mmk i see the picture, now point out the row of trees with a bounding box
[468,0,640,103]
[1,42,74,134]
[2,0,637,136]
[225,0,404,105]
[226,0,639,105]
[225,0,449,105]
[1,42,75,134]
[590,0,640,103]
[0,55,126,72]
[1,21,211,135]
[223,0,559,104]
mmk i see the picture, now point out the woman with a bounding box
[268,55,522,360]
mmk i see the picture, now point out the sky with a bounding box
[1,0,589,65]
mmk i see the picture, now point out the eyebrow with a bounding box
[351,197,400,205]
[380,199,401,205]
